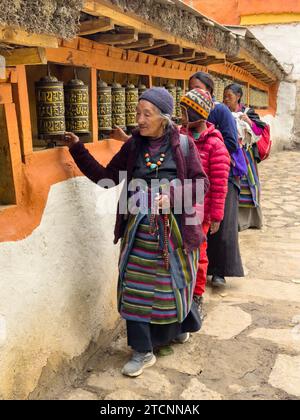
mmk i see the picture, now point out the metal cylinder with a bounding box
[138,82,147,97]
[97,79,112,134]
[125,83,138,130]
[35,75,65,137]
[64,77,89,134]
[111,82,126,129]
[175,85,183,121]
[166,82,176,117]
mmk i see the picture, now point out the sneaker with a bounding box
[211,275,226,288]
[172,332,190,344]
[121,351,156,377]
[193,295,205,321]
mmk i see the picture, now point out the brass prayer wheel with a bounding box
[64,77,89,134]
[166,82,176,117]
[138,82,147,97]
[111,82,126,129]
[97,79,112,134]
[35,75,65,137]
[125,83,138,130]
[175,85,183,121]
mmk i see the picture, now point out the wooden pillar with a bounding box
[0,100,22,205]
[91,67,98,142]
[12,65,33,161]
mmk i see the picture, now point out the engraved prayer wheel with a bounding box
[125,83,138,131]
[175,85,183,121]
[166,82,176,117]
[35,75,65,137]
[138,82,147,97]
[64,77,89,134]
[97,79,112,134]
[111,82,126,129]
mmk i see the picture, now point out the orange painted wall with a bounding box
[185,0,240,25]
[184,0,300,25]
[0,140,122,243]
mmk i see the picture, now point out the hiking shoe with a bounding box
[193,295,205,321]
[211,275,226,288]
[172,332,190,344]
[121,351,156,377]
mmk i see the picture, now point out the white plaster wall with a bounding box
[248,23,300,147]
[248,23,300,79]
[261,81,297,151]
[0,177,122,399]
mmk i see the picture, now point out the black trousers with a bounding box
[126,301,201,352]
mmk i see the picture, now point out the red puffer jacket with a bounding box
[182,123,230,223]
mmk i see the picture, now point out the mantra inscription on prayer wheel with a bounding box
[35,75,65,136]
[176,86,183,120]
[125,83,138,130]
[64,78,89,134]
[112,82,126,129]
[138,83,147,98]
[97,79,112,133]
[166,83,176,117]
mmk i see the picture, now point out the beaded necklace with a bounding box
[144,152,165,170]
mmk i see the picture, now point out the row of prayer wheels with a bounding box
[36,74,89,138]
[250,88,268,108]
[35,72,186,139]
[97,80,147,134]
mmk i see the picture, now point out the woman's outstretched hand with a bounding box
[111,126,130,142]
[63,132,80,148]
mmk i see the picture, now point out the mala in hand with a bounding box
[149,196,170,270]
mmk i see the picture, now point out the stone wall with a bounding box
[0,0,82,39]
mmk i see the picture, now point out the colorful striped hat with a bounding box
[180,88,213,120]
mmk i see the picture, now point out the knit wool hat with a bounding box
[180,88,213,120]
[139,87,174,116]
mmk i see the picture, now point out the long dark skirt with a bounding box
[126,301,201,352]
[207,182,244,277]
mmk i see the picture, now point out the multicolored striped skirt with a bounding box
[118,212,199,325]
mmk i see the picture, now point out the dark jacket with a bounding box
[209,102,239,155]
[69,127,209,251]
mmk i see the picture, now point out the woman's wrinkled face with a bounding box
[223,89,240,112]
[189,77,207,92]
[136,100,165,138]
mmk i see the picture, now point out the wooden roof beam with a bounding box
[116,33,154,49]
[168,49,195,61]
[80,17,115,35]
[1,47,47,66]
[92,28,138,45]
[145,44,183,57]
[82,0,225,59]
[0,25,58,48]
[137,40,169,51]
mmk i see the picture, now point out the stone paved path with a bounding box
[59,151,300,401]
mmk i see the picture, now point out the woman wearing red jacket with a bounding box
[180,88,230,319]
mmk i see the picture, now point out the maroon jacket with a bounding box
[69,127,209,251]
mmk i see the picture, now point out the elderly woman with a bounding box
[223,83,267,231]
[63,88,209,377]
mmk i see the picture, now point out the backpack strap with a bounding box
[179,133,190,158]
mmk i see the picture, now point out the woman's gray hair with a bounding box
[160,112,176,129]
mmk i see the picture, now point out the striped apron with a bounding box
[118,212,199,324]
